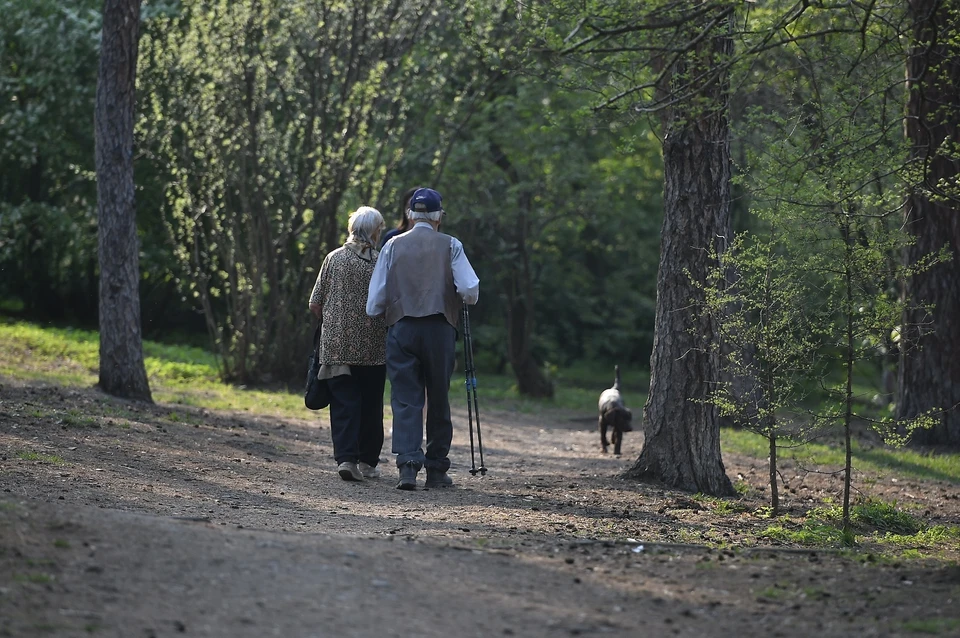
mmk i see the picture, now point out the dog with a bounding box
[598,365,632,455]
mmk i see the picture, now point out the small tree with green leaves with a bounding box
[811,208,942,540]
[700,227,828,516]
[731,8,944,537]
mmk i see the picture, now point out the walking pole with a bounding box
[462,304,478,475]
[462,303,487,476]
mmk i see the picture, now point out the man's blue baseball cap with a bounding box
[410,188,443,213]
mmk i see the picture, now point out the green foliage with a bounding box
[2,0,666,388]
[12,572,54,584]
[137,0,511,384]
[890,525,960,545]
[0,0,102,321]
[437,77,663,382]
[699,226,828,513]
[60,408,99,429]
[723,0,951,531]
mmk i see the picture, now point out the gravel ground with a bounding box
[1,379,958,637]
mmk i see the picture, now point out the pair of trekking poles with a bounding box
[461,304,487,476]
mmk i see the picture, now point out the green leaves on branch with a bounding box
[137,0,498,383]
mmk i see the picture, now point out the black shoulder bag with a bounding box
[304,323,331,410]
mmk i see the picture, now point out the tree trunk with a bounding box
[623,19,734,496]
[506,281,553,398]
[95,0,152,402]
[898,0,960,446]
[490,142,554,398]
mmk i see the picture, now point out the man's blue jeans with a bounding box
[387,315,456,471]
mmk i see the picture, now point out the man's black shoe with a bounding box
[396,463,418,490]
[424,469,453,488]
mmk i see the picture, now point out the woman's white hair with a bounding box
[406,208,443,223]
[347,206,384,245]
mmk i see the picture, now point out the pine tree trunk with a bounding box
[490,142,554,398]
[507,283,553,398]
[898,0,960,446]
[95,0,152,402]
[623,20,734,496]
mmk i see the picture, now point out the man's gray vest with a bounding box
[384,226,460,328]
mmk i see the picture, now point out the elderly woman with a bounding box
[309,206,387,482]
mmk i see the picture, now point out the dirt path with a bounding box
[2,379,959,637]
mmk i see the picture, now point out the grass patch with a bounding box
[16,451,65,465]
[13,572,54,584]
[872,525,960,556]
[758,499,958,555]
[721,427,960,484]
[811,500,925,535]
[60,408,99,429]
[165,411,201,426]
[0,320,308,420]
[758,520,845,546]
[900,618,960,634]
[755,583,794,601]
[691,492,743,516]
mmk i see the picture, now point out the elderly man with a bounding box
[366,187,480,490]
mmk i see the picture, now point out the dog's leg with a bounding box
[613,427,622,456]
[599,415,609,453]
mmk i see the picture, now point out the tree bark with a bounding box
[490,142,554,398]
[506,281,554,398]
[623,18,734,496]
[95,0,152,402]
[898,0,960,446]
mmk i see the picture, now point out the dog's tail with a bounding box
[614,365,621,391]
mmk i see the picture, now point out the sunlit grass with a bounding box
[0,318,306,419]
[758,520,845,546]
[16,451,65,465]
[0,317,647,419]
[721,427,960,484]
[758,499,960,555]
[809,500,924,535]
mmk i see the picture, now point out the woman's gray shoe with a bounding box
[396,463,418,490]
[358,462,381,479]
[338,461,363,482]
[424,469,453,488]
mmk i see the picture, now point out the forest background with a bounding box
[1,0,958,459]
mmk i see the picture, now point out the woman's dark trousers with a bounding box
[327,365,386,467]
